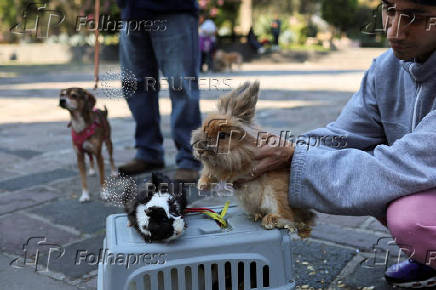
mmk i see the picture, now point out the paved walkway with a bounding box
[0,48,408,289]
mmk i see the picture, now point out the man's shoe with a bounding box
[118,159,164,176]
[385,259,436,288]
[172,168,199,183]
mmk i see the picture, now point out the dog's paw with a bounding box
[253,213,263,222]
[110,169,119,177]
[261,213,279,230]
[79,191,90,203]
[88,168,96,176]
[296,223,312,239]
[197,182,209,191]
[284,224,297,233]
[100,189,109,200]
[197,177,210,191]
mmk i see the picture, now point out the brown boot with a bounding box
[172,168,200,183]
[118,159,164,176]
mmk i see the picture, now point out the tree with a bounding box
[199,0,241,39]
[321,0,358,33]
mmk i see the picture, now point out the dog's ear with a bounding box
[218,81,259,122]
[217,81,250,114]
[84,90,96,111]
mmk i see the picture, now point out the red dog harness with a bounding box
[70,109,107,153]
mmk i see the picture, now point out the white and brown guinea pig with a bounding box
[124,173,187,243]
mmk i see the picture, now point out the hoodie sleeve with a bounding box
[289,60,436,219]
[299,59,386,151]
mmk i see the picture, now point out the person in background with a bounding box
[248,26,265,54]
[116,0,201,181]
[199,14,216,72]
[270,14,281,52]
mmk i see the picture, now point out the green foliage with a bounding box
[253,14,293,41]
[0,0,22,41]
[321,0,358,33]
[214,1,241,29]
[0,0,17,28]
[298,0,320,15]
[252,0,298,14]
[200,0,241,31]
[301,23,318,38]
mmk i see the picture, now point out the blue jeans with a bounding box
[119,13,201,169]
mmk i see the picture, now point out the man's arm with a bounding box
[290,61,436,219]
[301,59,386,151]
[291,110,436,219]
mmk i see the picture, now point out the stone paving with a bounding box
[0,48,413,290]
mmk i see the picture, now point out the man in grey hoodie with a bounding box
[242,0,436,287]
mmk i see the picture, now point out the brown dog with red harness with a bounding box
[59,88,117,202]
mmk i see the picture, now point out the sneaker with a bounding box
[385,259,436,288]
[118,159,164,176]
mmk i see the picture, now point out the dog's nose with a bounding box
[59,99,66,108]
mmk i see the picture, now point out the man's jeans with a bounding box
[119,13,201,169]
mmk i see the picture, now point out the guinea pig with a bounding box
[124,172,187,243]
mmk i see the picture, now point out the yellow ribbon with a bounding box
[201,201,230,228]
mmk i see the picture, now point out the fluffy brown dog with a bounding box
[214,49,243,72]
[191,81,315,237]
[59,88,117,202]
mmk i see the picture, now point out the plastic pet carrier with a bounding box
[97,205,295,290]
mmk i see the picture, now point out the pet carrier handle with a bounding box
[201,201,229,228]
[184,201,230,228]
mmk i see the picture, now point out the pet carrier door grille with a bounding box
[127,259,271,290]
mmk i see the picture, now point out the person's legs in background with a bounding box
[151,13,202,178]
[384,189,436,287]
[118,24,165,175]
[206,50,214,72]
[200,51,210,72]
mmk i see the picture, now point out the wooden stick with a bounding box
[93,0,101,89]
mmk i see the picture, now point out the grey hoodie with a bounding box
[289,49,436,219]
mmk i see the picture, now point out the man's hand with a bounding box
[234,139,295,188]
